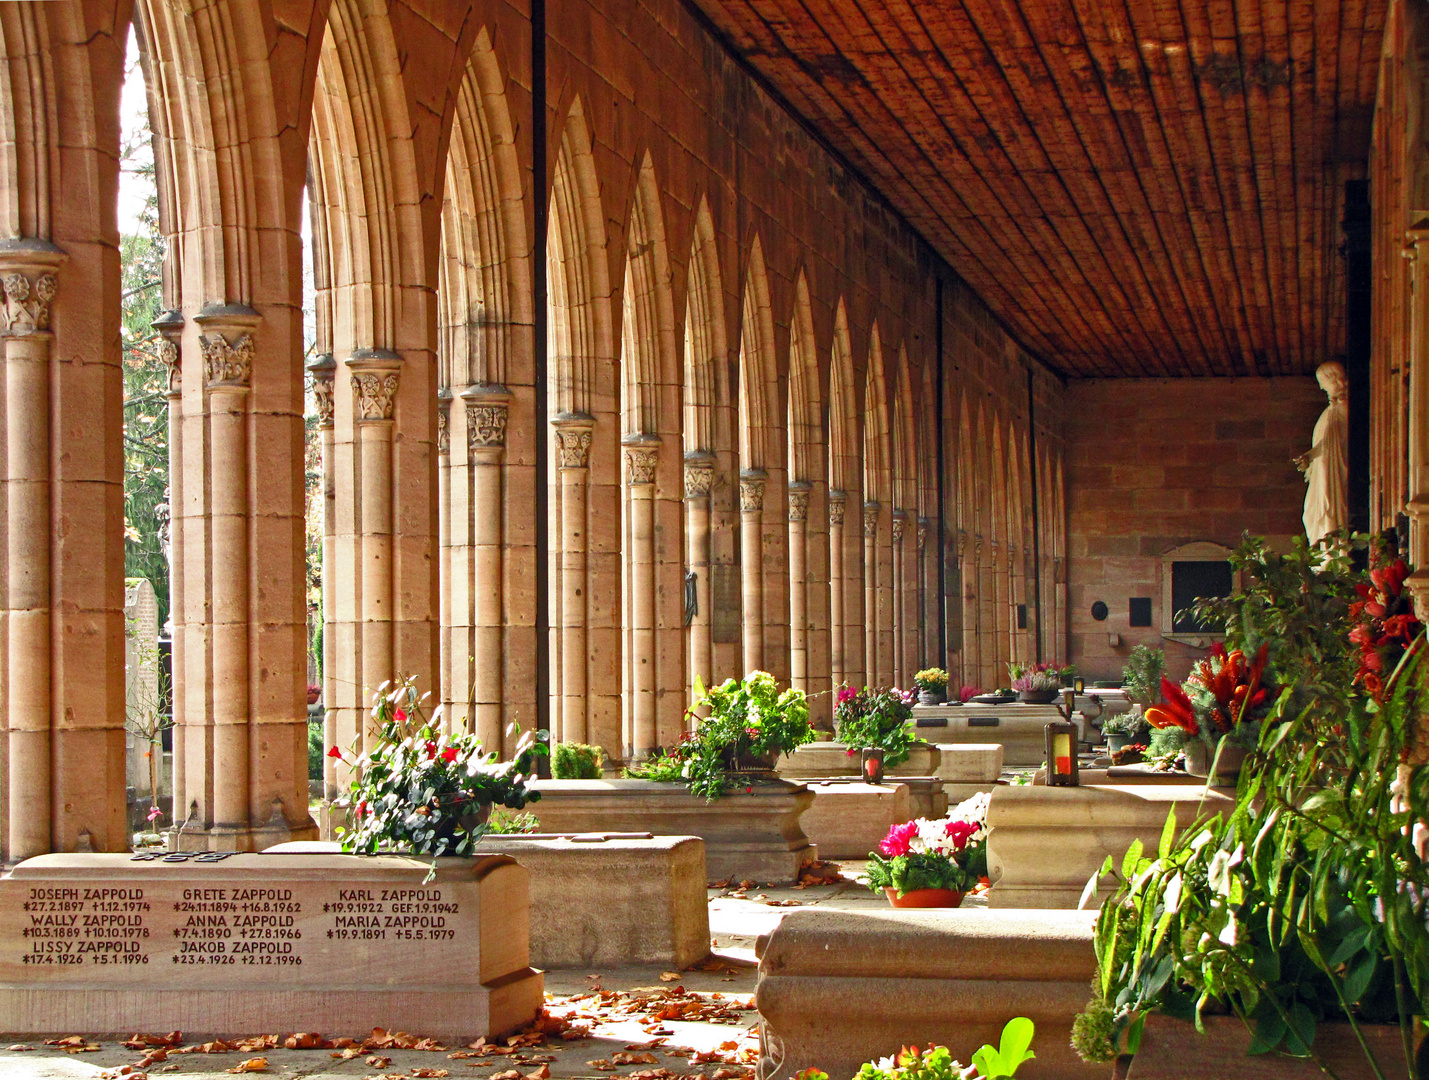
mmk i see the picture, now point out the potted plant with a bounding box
[834,685,917,768]
[552,741,603,779]
[913,667,949,705]
[864,792,989,908]
[1144,643,1274,783]
[1008,662,1063,704]
[1073,538,1428,1080]
[1101,706,1149,752]
[331,676,547,859]
[1120,645,1165,708]
[625,670,814,800]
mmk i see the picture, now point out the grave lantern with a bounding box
[1045,720,1079,786]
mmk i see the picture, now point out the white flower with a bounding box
[949,791,990,826]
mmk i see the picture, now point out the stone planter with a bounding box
[916,688,946,706]
[1105,732,1131,752]
[884,886,963,908]
[525,778,814,883]
[1183,740,1248,785]
[1124,1013,1412,1079]
[1018,688,1060,704]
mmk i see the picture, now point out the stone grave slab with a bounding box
[0,851,542,1037]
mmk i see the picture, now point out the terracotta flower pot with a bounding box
[883,886,965,908]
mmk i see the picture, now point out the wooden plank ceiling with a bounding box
[690,0,1388,377]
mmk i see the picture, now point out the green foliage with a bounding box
[552,742,603,779]
[624,672,813,801]
[849,1020,1036,1080]
[1103,709,1150,739]
[1075,643,1429,1077]
[1120,646,1166,708]
[863,850,973,895]
[486,809,541,834]
[834,686,916,767]
[335,675,547,859]
[913,668,949,692]
[307,721,324,782]
[1186,533,1364,711]
[971,1016,1035,1079]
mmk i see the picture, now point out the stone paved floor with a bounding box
[2,862,988,1080]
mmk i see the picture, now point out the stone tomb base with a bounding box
[0,852,543,1037]
[755,908,1103,1080]
[528,779,814,884]
[799,782,912,860]
[913,704,1080,767]
[775,741,942,778]
[986,784,1237,908]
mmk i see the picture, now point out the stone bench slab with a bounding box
[0,852,542,1038]
[755,907,1103,1080]
[798,782,911,860]
[527,778,814,884]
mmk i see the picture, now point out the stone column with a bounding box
[1405,224,1429,611]
[891,511,907,686]
[976,536,995,688]
[787,482,811,695]
[957,529,976,688]
[155,312,186,816]
[2,246,62,859]
[684,454,715,707]
[828,491,847,693]
[553,413,594,745]
[625,437,660,756]
[740,469,767,675]
[436,387,452,732]
[308,355,338,797]
[466,388,510,753]
[347,351,401,749]
[197,307,260,848]
[863,501,879,687]
[917,518,932,670]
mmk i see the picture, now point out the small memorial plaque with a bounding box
[914,716,949,728]
[0,852,542,1037]
[968,716,1001,727]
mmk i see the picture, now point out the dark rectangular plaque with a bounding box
[968,716,1001,727]
[710,563,741,645]
[915,717,948,728]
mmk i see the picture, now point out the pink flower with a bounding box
[837,686,857,705]
[880,821,918,857]
[146,806,162,823]
[944,819,979,851]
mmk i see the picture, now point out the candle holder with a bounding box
[1044,721,1079,786]
[861,747,886,785]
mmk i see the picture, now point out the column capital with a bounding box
[552,411,594,468]
[917,517,931,550]
[196,304,260,393]
[307,353,336,427]
[436,387,453,455]
[956,528,967,555]
[346,348,402,422]
[891,509,908,542]
[863,500,880,538]
[153,309,185,397]
[464,383,512,453]
[788,480,812,522]
[623,434,660,486]
[1405,219,1429,260]
[683,452,716,499]
[739,469,767,513]
[0,239,64,337]
[828,489,847,526]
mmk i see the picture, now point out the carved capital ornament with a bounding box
[683,457,715,498]
[468,403,509,450]
[828,490,847,527]
[788,482,811,523]
[863,501,880,538]
[553,414,595,469]
[739,471,767,513]
[625,445,659,485]
[200,332,254,390]
[0,269,56,335]
[346,350,402,422]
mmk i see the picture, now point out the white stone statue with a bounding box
[1294,360,1348,545]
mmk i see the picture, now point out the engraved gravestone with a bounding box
[0,852,542,1037]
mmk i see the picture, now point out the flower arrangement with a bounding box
[625,671,813,801]
[331,676,546,859]
[798,1018,1036,1080]
[913,667,949,693]
[1349,555,1422,702]
[1144,642,1274,749]
[834,685,916,767]
[864,793,990,899]
[957,684,981,704]
[1007,662,1064,695]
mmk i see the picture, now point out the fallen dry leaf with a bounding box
[712,1070,750,1079]
[411,1070,451,1078]
[585,1060,617,1072]
[46,1035,102,1053]
[366,1055,393,1067]
[285,1032,332,1049]
[233,1036,278,1053]
[659,971,683,982]
[332,1047,364,1060]
[225,1058,268,1074]
[523,1066,549,1080]
[123,1033,183,1051]
[6,1045,33,1051]
[490,1070,523,1080]
[612,1051,660,1065]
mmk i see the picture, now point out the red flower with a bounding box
[880,821,918,857]
[944,819,979,851]
[440,746,458,764]
[327,745,342,759]
[395,708,408,725]
[1146,676,1199,735]
[424,740,438,758]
